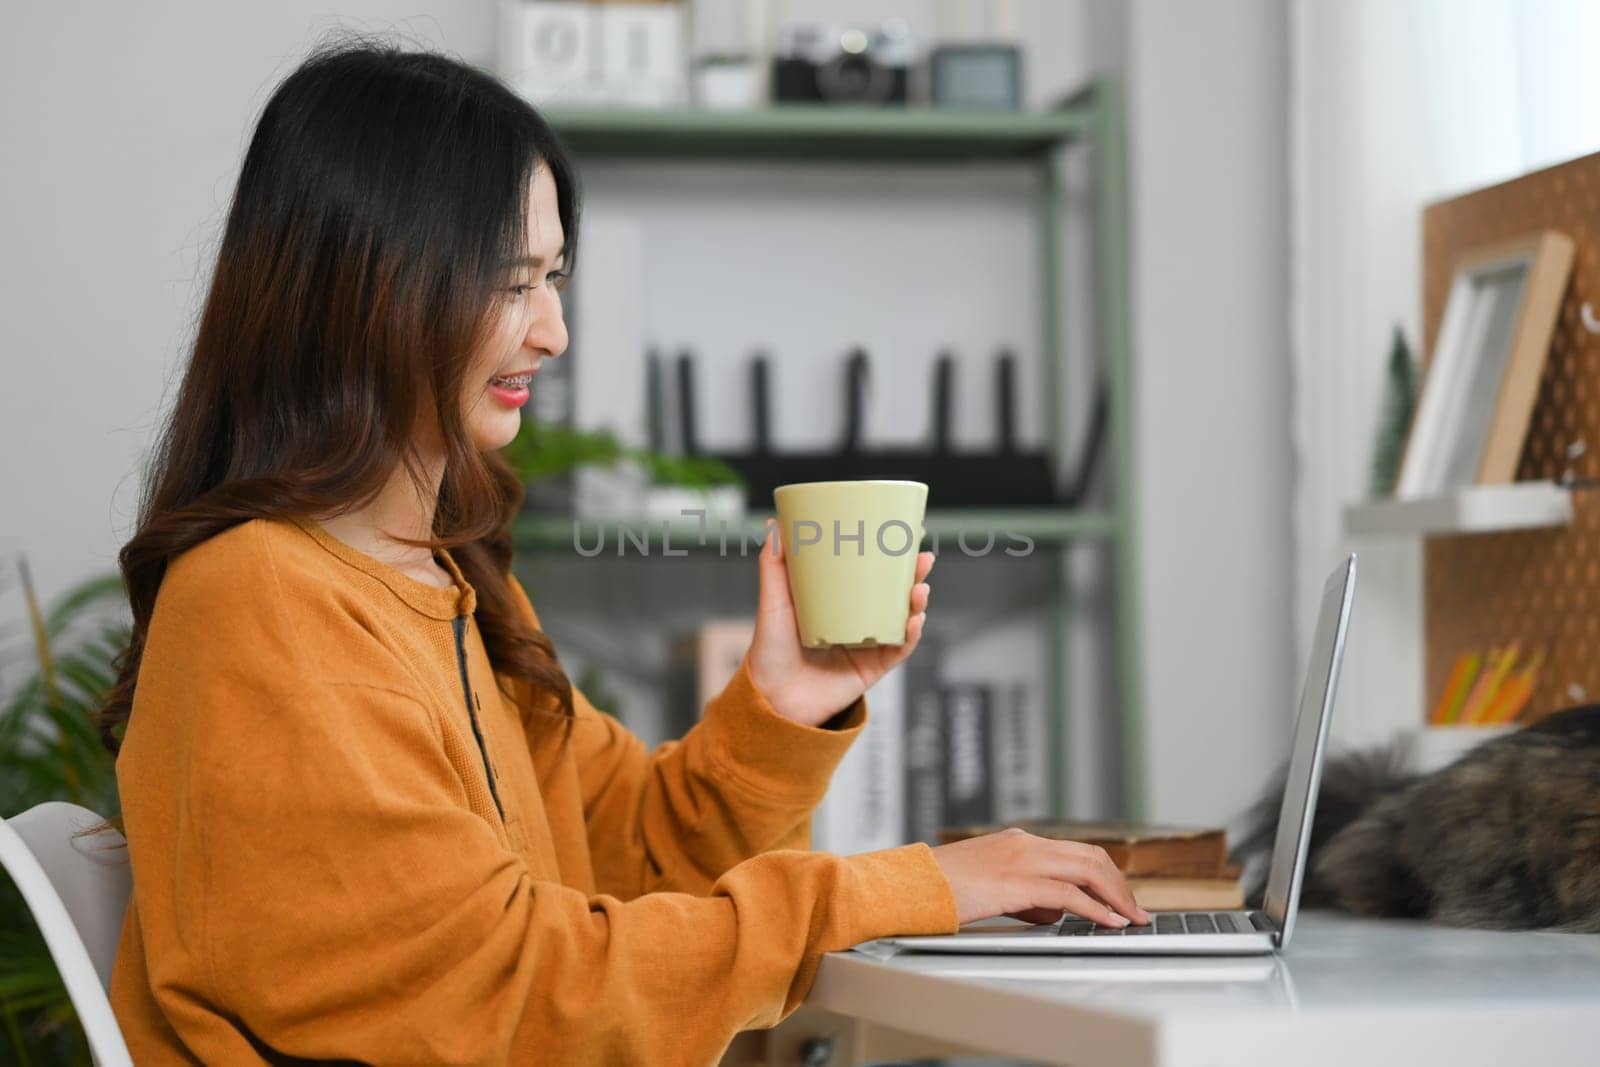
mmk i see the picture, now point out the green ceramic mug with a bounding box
[772,480,929,648]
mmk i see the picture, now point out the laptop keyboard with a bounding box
[1058,911,1263,936]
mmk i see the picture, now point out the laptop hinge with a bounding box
[1248,910,1280,942]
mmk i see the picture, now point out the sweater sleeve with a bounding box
[505,573,874,898]
[185,677,958,1067]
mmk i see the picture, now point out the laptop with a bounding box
[875,554,1356,956]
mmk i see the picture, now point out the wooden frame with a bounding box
[1397,231,1574,497]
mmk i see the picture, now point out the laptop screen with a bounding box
[1260,556,1356,944]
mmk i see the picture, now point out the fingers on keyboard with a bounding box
[1060,912,1246,936]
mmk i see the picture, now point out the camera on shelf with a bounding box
[771,21,915,105]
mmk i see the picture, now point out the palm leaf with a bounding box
[54,660,112,710]
[1,559,126,1058]
[0,1000,32,1067]
[42,575,125,638]
[14,558,58,713]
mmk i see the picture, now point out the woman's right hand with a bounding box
[930,827,1152,928]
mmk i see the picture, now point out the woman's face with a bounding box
[459,165,569,453]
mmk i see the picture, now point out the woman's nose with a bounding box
[526,290,568,358]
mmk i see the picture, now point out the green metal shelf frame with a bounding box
[522,83,1144,819]
[514,509,1120,552]
[540,104,1091,160]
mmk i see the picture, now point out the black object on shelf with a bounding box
[677,348,1079,510]
[676,350,699,456]
[677,351,827,499]
[645,347,665,453]
[771,24,911,106]
[826,349,1059,508]
[991,351,1057,503]
[1065,377,1111,508]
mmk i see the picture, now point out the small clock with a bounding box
[929,44,1023,110]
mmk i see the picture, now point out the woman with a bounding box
[103,38,1149,1066]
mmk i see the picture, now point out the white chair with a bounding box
[0,802,133,1066]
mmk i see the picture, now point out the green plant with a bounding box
[1369,325,1419,499]
[500,420,743,493]
[0,558,127,1066]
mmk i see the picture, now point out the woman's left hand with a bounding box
[745,519,934,728]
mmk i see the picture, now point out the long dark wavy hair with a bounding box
[98,37,579,754]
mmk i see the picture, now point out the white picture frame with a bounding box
[1396,231,1574,498]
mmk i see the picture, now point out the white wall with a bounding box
[1290,0,1432,754]
[1121,0,1294,824]
[0,2,495,617]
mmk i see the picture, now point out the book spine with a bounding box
[862,664,906,853]
[940,682,994,829]
[991,680,1050,822]
[814,661,906,855]
[903,639,945,845]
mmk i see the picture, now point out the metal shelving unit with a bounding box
[515,81,1144,819]
[533,104,1091,159]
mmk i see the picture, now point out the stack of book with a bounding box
[938,820,1245,911]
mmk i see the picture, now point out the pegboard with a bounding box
[1422,151,1600,722]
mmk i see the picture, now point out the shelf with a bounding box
[514,509,1120,554]
[507,78,1145,820]
[542,104,1090,160]
[1343,482,1573,538]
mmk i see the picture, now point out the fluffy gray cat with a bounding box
[1230,704,1600,932]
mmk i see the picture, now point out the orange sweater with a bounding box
[110,515,957,1065]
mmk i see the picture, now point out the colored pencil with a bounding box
[1432,652,1481,725]
[1479,674,1532,725]
[1460,644,1520,724]
[1450,646,1501,724]
[1480,650,1544,725]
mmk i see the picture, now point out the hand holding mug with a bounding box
[746,517,934,728]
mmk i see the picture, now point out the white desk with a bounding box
[782,911,1600,1066]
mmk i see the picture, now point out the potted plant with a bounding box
[500,419,745,521]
